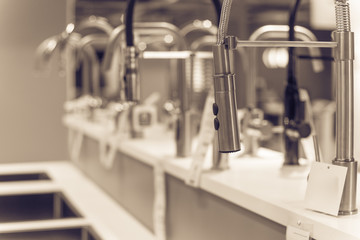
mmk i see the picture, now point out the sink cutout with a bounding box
[0,192,81,222]
[0,172,50,182]
[0,226,102,240]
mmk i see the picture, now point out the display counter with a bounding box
[63,114,360,240]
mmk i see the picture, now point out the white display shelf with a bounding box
[63,114,360,240]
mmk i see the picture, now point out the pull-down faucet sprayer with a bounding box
[212,0,241,153]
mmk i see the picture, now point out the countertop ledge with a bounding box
[0,161,155,240]
[63,114,360,240]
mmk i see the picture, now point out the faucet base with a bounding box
[338,209,358,216]
[332,159,358,216]
[283,137,300,166]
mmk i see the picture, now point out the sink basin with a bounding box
[0,172,50,182]
[0,226,102,240]
[0,192,81,222]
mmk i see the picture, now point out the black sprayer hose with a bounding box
[212,0,222,25]
[287,0,301,85]
[125,0,136,47]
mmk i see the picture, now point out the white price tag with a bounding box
[305,162,347,216]
[186,90,215,187]
[286,225,310,240]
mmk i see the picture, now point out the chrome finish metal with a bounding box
[332,0,357,215]
[176,59,192,157]
[179,20,218,38]
[124,46,140,102]
[249,25,325,72]
[75,16,113,36]
[332,160,358,215]
[102,22,186,71]
[188,33,229,168]
[35,23,76,72]
[236,40,337,48]
[212,134,229,170]
[212,37,240,153]
[313,135,321,162]
[102,22,193,154]
[78,34,108,97]
[334,31,354,162]
[248,25,326,108]
[142,51,213,59]
[246,25,328,160]
[190,36,216,50]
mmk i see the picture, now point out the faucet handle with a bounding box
[284,120,311,141]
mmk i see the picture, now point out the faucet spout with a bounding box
[102,22,187,71]
[248,25,324,108]
[75,16,113,36]
[250,25,324,72]
[78,34,108,98]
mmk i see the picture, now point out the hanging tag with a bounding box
[69,129,84,162]
[186,90,215,187]
[286,225,310,240]
[304,162,347,216]
[301,136,316,162]
[153,161,166,240]
[99,108,130,169]
[99,135,119,169]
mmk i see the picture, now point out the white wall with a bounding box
[0,0,68,162]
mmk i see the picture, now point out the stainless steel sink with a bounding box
[0,226,102,240]
[0,192,81,222]
[0,172,50,182]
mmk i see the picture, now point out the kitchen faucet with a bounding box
[246,25,324,160]
[102,22,193,150]
[213,0,357,216]
[63,16,114,116]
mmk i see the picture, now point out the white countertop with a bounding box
[0,161,155,240]
[63,114,360,240]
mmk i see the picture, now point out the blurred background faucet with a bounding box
[62,16,114,117]
[102,21,190,141]
[35,23,76,80]
[247,24,324,160]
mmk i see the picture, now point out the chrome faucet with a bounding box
[78,34,109,98]
[102,22,197,156]
[75,16,113,37]
[246,25,324,158]
[36,16,113,102]
[248,25,324,108]
[181,23,229,170]
[214,0,357,216]
[63,16,114,115]
[103,22,187,71]
[35,23,75,73]
[64,36,105,117]
[103,22,187,102]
